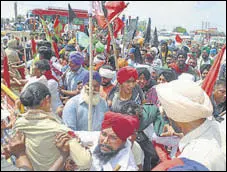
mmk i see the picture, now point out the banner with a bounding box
[76,31,90,48]
[125,17,138,42]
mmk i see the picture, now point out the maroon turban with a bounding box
[117,66,138,84]
[101,111,140,141]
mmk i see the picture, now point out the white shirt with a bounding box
[75,131,138,171]
[47,79,63,113]
[178,119,226,171]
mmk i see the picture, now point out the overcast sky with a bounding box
[1,1,226,33]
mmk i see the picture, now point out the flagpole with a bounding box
[106,21,119,70]
[23,31,28,78]
[88,2,93,131]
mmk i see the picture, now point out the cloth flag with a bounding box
[52,41,60,59]
[76,31,90,48]
[2,47,10,88]
[92,1,127,29]
[92,1,107,28]
[202,45,226,97]
[113,17,124,38]
[53,16,63,41]
[40,17,52,42]
[68,4,77,24]
[105,1,127,22]
[125,17,139,42]
[31,38,37,57]
[175,34,183,43]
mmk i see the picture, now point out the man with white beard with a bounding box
[62,71,108,131]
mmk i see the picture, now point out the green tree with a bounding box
[173,26,187,33]
[152,27,159,48]
[17,14,25,22]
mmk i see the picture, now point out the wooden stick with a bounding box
[113,164,121,171]
[219,110,226,117]
[88,9,93,131]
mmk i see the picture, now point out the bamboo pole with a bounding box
[106,21,119,70]
[23,31,28,78]
[88,8,93,131]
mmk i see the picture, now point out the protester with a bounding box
[198,47,214,68]
[156,79,226,171]
[200,64,212,80]
[159,40,172,66]
[169,50,197,79]
[136,67,151,94]
[12,82,92,171]
[58,111,140,171]
[62,71,108,131]
[146,68,177,105]
[33,59,63,113]
[210,79,226,119]
[1,9,226,171]
[60,51,88,103]
[107,66,144,112]
[99,65,116,100]
[2,36,9,49]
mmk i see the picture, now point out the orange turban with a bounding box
[118,58,128,68]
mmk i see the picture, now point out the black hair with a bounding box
[214,79,226,90]
[107,55,116,70]
[38,46,52,60]
[136,67,151,81]
[34,59,51,72]
[200,64,212,74]
[141,49,148,53]
[20,82,51,108]
[158,69,177,82]
[176,50,187,59]
[118,101,143,120]
[37,41,52,50]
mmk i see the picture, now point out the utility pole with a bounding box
[14,1,18,23]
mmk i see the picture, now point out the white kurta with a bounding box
[178,119,226,171]
[75,131,138,171]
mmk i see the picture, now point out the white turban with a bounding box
[156,80,213,122]
[150,47,158,55]
[99,67,115,79]
[178,73,195,82]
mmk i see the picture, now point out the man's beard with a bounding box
[93,144,125,165]
[81,86,101,106]
[101,81,111,87]
[202,55,208,61]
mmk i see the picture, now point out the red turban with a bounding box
[117,66,138,84]
[101,111,140,141]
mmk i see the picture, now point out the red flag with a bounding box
[31,38,37,57]
[202,45,226,97]
[175,34,183,43]
[2,47,10,88]
[92,1,107,28]
[105,1,127,22]
[54,16,63,35]
[52,42,60,59]
[113,17,124,38]
[92,1,127,29]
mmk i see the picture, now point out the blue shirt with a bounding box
[64,66,88,91]
[62,94,109,131]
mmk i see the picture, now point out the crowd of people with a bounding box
[1,24,226,171]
